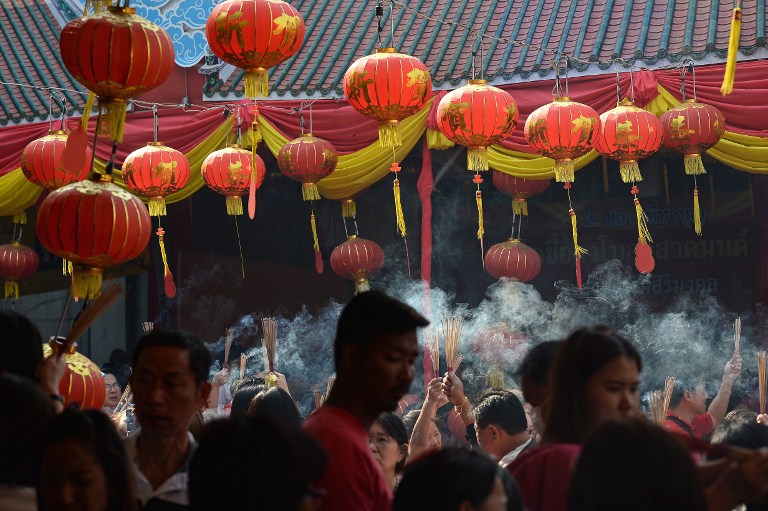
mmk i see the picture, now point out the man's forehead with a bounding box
[135,346,192,370]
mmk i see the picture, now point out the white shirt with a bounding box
[499,437,533,468]
[125,430,196,507]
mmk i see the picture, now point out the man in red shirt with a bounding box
[665,354,742,440]
[304,291,428,510]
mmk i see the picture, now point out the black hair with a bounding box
[0,310,43,379]
[189,416,327,511]
[247,387,302,429]
[710,411,768,455]
[39,409,136,511]
[474,390,528,435]
[230,383,265,416]
[334,290,429,369]
[544,326,642,444]
[569,419,706,511]
[0,374,54,486]
[394,446,524,511]
[514,340,561,387]
[131,329,211,385]
[668,378,701,409]
[375,412,408,473]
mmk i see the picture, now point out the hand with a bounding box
[425,378,448,409]
[757,414,768,426]
[724,354,742,383]
[735,452,768,501]
[442,372,466,407]
[38,344,67,396]
[212,367,230,387]
[257,371,291,396]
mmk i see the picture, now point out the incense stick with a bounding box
[239,353,247,380]
[442,317,463,372]
[114,385,132,415]
[648,390,664,425]
[313,389,324,409]
[425,330,440,379]
[326,375,335,398]
[142,322,153,335]
[66,282,124,344]
[663,376,675,417]
[224,328,233,366]
[759,351,767,415]
[734,317,741,354]
[262,318,277,373]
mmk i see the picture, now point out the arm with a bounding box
[38,345,68,414]
[442,372,476,445]
[407,378,446,462]
[207,367,229,410]
[708,354,742,425]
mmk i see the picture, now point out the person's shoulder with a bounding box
[508,443,581,474]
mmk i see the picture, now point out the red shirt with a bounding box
[304,406,392,511]
[664,412,714,440]
[507,443,582,511]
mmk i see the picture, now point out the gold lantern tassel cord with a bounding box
[62,259,73,276]
[233,216,245,279]
[5,281,19,300]
[632,187,653,245]
[620,160,643,183]
[311,211,324,274]
[684,154,706,175]
[99,101,127,143]
[12,211,26,225]
[157,227,177,299]
[149,197,166,217]
[566,184,587,289]
[721,1,742,96]
[379,122,402,148]
[71,267,103,300]
[476,190,485,241]
[244,69,269,99]
[391,161,406,237]
[693,179,702,236]
[554,158,575,183]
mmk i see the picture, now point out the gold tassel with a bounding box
[148,197,166,217]
[684,154,706,175]
[265,373,278,388]
[62,259,72,276]
[71,266,102,300]
[570,209,588,258]
[302,183,321,201]
[378,122,401,148]
[157,227,177,298]
[99,100,127,143]
[5,281,19,300]
[512,198,528,216]
[634,198,653,244]
[311,213,320,252]
[602,157,610,192]
[468,148,489,172]
[80,92,95,132]
[355,277,370,294]
[721,3,742,96]
[342,199,357,218]
[620,161,643,182]
[226,196,244,216]
[693,185,702,236]
[12,211,26,225]
[244,68,269,98]
[393,178,406,237]
[476,190,484,240]
[554,159,575,183]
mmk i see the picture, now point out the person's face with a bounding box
[103,374,121,408]
[426,420,442,451]
[688,382,708,414]
[475,424,500,460]
[351,331,419,414]
[40,439,110,511]
[130,346,210,438]
[462,475,508,511]
[368,421,405,476]
[585,356,640,428]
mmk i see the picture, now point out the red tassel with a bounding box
[575,257,583,289]
[315,249,324,274]
[248,179,257,219]
[164,270,177,298]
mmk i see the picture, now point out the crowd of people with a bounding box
[3,290,768,510]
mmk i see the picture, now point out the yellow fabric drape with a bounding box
[0,170,44,216]
[487,146,600,179]
[259,98,431,200]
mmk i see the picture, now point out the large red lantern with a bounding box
[344,48,432,147]
[36,176,152,300]
[491,172,550,216]
[436,80,518,172]
[593,99,663,182]
[21,131,92,189]
[660,100,725,175]
[277,134,338,200]
[206,0,305,98]
[122,142,191,216]
[202,145,265,216]
[59,7,175,141]
[472,324,528,389]
[484,239,541,282]
[330,235,384,294]
[0,242,39,299]
[43,342,105,410]
[524,97,600,183]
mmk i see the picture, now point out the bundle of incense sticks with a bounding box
[648,377,675,425]
[663,376,675,416]
[313,389,324,409]
[425,330,440,379]
[224,328,233,367]
[442,317,463,373]
[734,317,741,354]
[142,322,153,335]
[759,351,767,415]
[239,353,247,380]
[262,318,278,373]
[114,385,133,415]
[66,282,124,345]
[326,375,335,398]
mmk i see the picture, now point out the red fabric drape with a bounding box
[0,122,55,176]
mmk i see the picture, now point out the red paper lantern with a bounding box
[0,242,39,299]
[484,239,541,282]
[36,176,152,299]
[21,131,92,189]
[660,100,725,175]
[277,134,338,201]
[59,7,175,141]
[344,48,432,147]
[436,80,518,171]
[206,0,305,98]
[491,172,550,216]
[593,99,663,182]
[202,145,265,216]
[43,342,105,410]
[524,97,600,182]
[471,324,528,388]
[122,142,191,216]
[330,235,384,293]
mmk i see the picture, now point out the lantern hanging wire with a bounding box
[153,104,159,143]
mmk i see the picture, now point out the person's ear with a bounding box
[341,344,361,375]
[488,424,500,442]
[397,444,407,463]
[197,381,212,409]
